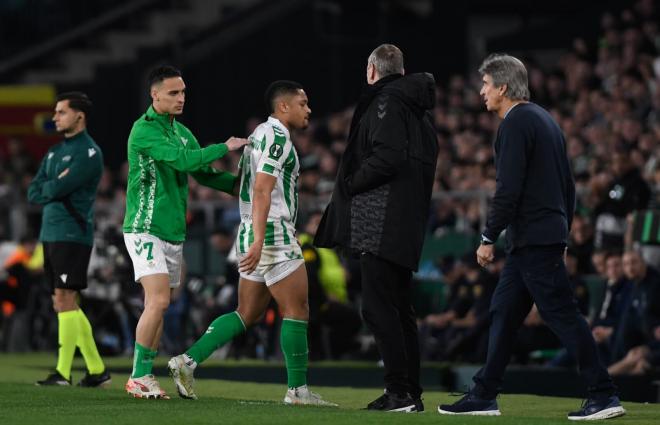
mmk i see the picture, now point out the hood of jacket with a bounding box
[382,72,436,114]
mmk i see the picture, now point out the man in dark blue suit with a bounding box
[438,54,624,420]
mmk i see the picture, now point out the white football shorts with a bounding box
[124,232,183,288]
[236,243,304,286]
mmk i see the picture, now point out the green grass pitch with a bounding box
[0,354,658,425]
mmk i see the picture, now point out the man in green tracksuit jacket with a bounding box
[28,92,110,388]
[122,65,247,399]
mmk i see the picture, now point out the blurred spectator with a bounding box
[86,224,137,355]
[569,216,597,274]
[591,249,609,278]
[592,252,632,364]
[607,328,660,376]
[607,250,660,376]
[593,146,651,250]
[610,250,660,361]
[1,236,43,351]
[442,253,500,363]
[300,211,361,360]
[566,250,591,317]
[298,155,321,200]
[420,255,473,360]
[3,138,35,189]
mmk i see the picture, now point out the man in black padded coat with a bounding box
[315,43,438,412]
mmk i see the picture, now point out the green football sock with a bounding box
[186,311,246,364]
[280,318,308,389]
[76,309,105,374]
[55,310,79,380]
[131,342,155,378]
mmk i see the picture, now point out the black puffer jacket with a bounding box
[314,73,438,271]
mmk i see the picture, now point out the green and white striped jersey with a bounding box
[236,117,299,257]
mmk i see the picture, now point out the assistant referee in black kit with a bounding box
[438,54,624,421]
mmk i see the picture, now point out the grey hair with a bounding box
[368,44,404,78]
[478,53,530,101]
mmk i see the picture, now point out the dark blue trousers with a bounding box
[473,245,615,399]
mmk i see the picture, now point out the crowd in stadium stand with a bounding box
[1,0,659,376]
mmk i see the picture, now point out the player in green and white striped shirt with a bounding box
[168,81,335,406]
[235,114,300,261]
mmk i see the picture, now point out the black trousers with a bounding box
[360,253,422,397]
[473,245,616,399]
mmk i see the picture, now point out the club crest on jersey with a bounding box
[269,143,284,159]
[62,155,71,162]
[180,136,188,146]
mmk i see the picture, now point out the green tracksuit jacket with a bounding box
[122,105,236,242]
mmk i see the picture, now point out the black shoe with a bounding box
[567,395,625,420]
[413,397,424,412]
[36,371,71,386]
[366,390,417,412]
[78,370,112,387]
[437,392,500,416]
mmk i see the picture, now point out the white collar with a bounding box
[267,116,291,139]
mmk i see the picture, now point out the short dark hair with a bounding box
[56,91,92,117]
[148,65,182,88]
[264,80,303,114]
[368,44,404,77]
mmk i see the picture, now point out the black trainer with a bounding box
[78,370,112,387]
[36,371,71,386]
[437,392,501,416]
[567,395,625,421]
[413,396,424,412]
[366,390,417,412]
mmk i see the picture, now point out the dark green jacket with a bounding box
[27,130,103,245]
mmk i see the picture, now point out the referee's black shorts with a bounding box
[43,241,92,293]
